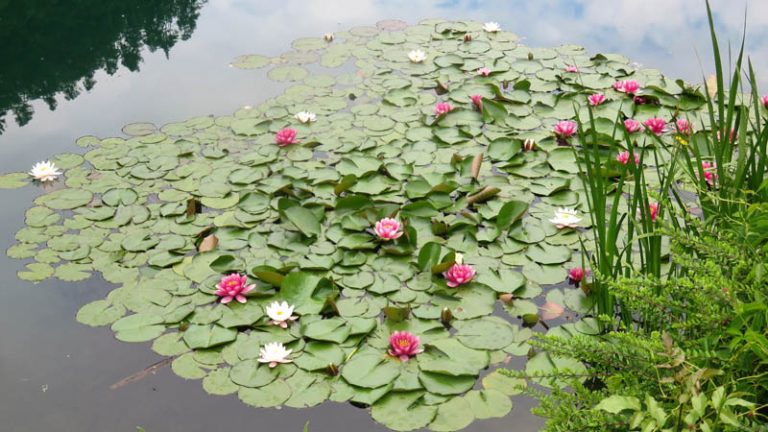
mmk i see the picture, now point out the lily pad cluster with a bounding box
[4,19,710,431]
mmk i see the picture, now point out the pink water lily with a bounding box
[374,217,403,240]
[762,95,768,108]
[477,67,491,77]
[565,65,578,73]
[588,93,606,106]
[616,151,640,166]
[215,274,255,304]
[275,128,298,146]
[444,263,476,287]
[434,102,454,116]
[648,202,659,221]
[702,161,717,186]
[717,128,737,143]
[553,120,577,138]
[388,331,423,361]
[643,117,666,136]
[567,267,587,287]
[614,79,640,95]
[675,119,692,135]
[470,94,483,112]
[636,201,660,222]
[624,119,643,134]
[622,80,640,94]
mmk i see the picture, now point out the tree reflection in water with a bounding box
[0,0,207,133]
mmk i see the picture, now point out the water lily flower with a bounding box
[470,94,483,112]
[388,331,423,361]
[565,65,579,73]
[454,253,464,265]
[265,301,298,328]
[324,32,334,42]
[275,128,298,146]
[553,120,577,138]
[643,117,666,136]
[716,128,737,143]
[482,22,501,32]
[434,102,454,116]
[613,79,640,95]
[523,138,536,152]
[28,161,62,182]
[215,274,255,304]
[477,67,491,77]
[408,49,427,63]
[294,111,316,123]
[257,342,293,368]
[616,151,640,166]
[622,80,640,94]
[549,208,582,229]
[588,93,606,106]
[648,202,660,221]
[762,95,768,108]
[567,267,587,287]
[443,263,476,287]
[374,217,403,240]
[624,119,643,134]
[702,161,717,186]
[675,118,692,135]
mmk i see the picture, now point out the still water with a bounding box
[0,1,765,431]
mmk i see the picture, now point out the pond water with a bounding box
[0,1,765,431]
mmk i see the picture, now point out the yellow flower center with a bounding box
[276,311,284,316]
[398,339,410,348]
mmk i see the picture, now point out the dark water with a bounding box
[0,1,765,431]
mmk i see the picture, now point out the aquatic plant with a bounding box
[443,263,476,287]
[387,331,423,361]
[373,218,403,241]
[215,274,255,304]
[28,161,62,182]
[0,17,717,431]
[265,301,298,328]
[258,342,293,368]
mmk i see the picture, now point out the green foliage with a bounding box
[512,2,768,430]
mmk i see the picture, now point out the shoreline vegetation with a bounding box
[2,2,767,431]
[506,2,768,430]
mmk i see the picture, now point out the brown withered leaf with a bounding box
[198,234,219,252]
[471,153,483,180]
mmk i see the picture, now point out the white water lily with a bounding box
[294,111,317,123]
[265,301,298,328]
[454,253,464,265]
[407,49,427,63]
[549,208,582,229]
[482,22,501,32]
[257,342,293,368]
[324,32,334,42]
[28,161,62,182]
